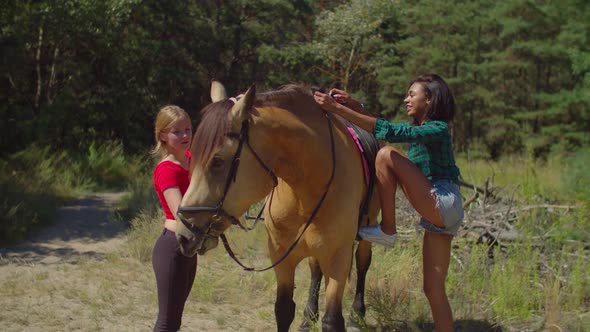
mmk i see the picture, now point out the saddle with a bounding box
[342,120,380,236]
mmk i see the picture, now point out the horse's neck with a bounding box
[256,105,334,195]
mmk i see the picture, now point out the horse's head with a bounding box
[175,81,278,257]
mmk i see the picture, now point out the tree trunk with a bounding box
[34,26,44,116]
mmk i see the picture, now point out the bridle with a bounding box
[177,119,278,233]
[177,111,336,272]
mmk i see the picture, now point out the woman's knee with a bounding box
[375,146,403,170]
[423,278,446,301]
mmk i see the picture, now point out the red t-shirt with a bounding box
[153,151,191,220]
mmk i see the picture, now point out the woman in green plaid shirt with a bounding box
[314,74,463,332]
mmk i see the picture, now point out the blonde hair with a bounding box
[150,105,190,160]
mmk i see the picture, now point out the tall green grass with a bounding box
[114,173,160,224]
[452,153,587,330]
[0,143,148,243]
[560,148,590,201]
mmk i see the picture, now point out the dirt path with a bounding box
[0,192,127,267]
[0,193,241,332]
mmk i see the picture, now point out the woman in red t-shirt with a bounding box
[150,105,196,332]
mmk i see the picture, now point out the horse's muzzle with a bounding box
[175,211,228,257]
[176,231,220,256]
[176,232,201,257]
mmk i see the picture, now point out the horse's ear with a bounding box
[210,80,228,102]
[230,84,256,126]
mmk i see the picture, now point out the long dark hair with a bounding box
[409,74,455,123]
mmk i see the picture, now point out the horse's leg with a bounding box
[274,262,296,332]
[299,257,323,331]
[351,240,372,326]
[320,246,352,332]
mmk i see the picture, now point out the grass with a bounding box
[121,150,590,331]
[115,149,589,331]
[455,153,589,331]
[1,147,589,331]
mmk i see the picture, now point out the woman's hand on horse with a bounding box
[328,88,364,113]
[328,88,350,105]
[315,90,377,134]
[314,91,340,113]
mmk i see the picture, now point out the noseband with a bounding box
[176,119,278,234]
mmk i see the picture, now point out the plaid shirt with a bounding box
[373,118,461,184]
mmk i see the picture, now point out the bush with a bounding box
[0,176,58,243]
[124,208,162,263]
[114,173,160,223]
[114,170,162,263]
[560,147,590,201]
[7,142,147,194]
[0,149,67,243]
[85,142,146,190]
[0,143,148,243]
[8,145,93,197]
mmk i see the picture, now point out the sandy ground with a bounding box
[0,193,127,267]
[0,193,269,332]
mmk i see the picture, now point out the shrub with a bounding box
[124,208,162,263]
[85,141,146,190]
[0,143,148,243]
[560,148,590,201]
[0,177,58,243]
[114,173,160,223]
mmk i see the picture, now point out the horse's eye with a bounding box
[211,156,224,169]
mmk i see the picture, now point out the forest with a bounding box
[1,1,589,330]
[2,0,588,159]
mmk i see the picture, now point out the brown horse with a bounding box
[175,82,380,332]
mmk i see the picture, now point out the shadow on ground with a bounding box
[421,319,503,331]
[358,319,504,331]
[0,193,128,266]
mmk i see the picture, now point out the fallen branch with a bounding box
[520,204,578,210]
[459,179,496,199]
[492,205,578,214]
[463,192,479,209]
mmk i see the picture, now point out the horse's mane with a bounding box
[255,84,313,105]
[191,84,313,171]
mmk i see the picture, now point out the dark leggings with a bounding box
[152,228,198,332]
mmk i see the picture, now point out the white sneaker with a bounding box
[358,225,397,247]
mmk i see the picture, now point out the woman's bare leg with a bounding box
[375,146,400,235]
[423,232,453,332]
[375,146,444,235]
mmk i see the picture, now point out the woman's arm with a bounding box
[314,91,376,133]
[162,187,183,217]
[374,119,449,143]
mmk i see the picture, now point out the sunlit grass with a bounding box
[118,152,588,331]
[456,154,563,201]
[1,148,588,331]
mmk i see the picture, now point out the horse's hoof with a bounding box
[298,319,316,332]
[347,313,366,331]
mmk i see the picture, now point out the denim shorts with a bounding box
[418,180,464,236]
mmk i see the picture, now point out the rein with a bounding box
[221,112,336,272]
[178,111,337,272]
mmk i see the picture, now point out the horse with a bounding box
[175,81,381,332]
